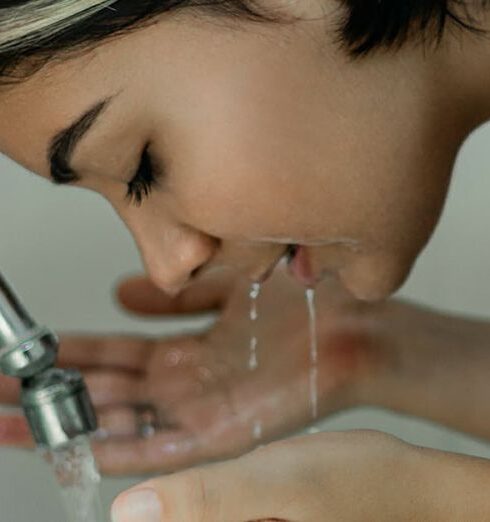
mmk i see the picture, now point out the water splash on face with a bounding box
[306,288,318,420]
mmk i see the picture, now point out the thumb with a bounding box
[116,270,238,316]
[111,448,296,522]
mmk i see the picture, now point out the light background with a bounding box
[1,122,490,520]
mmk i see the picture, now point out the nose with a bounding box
[138,223,218,296]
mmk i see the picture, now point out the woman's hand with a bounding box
[0,267,391,474]
[5,266,490,486]
[111,430,447,522]
[97,268,392,475]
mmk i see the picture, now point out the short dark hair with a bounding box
[0,0,486,85]
[340,0,486,56]
[0,1,270,85]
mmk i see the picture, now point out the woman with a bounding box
[2,0,490,520]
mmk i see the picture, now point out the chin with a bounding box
[338,260,412,302]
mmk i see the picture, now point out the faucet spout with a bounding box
[0,272,57,378]
[0,271,97,449]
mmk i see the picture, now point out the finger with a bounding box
[94,429,202,475]
[94,386,256,475]
[95,406,137,440]
[111,446,295,522]
[95,405,169,441]
[57,335,153,372]
[116,270,237,316]
[0,413,32,447]
[83,371,144,408]
[0,375,20,405]
[93,383,237,475]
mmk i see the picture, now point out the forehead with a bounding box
[0,15,203,177]
[0,15,282,179]
[0,26,151,179]
[0,12,333,180]
[1,70,94,177]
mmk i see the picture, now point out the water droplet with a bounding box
[140,424,156,439]
[164,350,184,367]
[250,282,261,300]
[197,366,214,383]
[253,420,263,441]
[248,349,258,371]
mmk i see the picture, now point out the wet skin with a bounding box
[0,269,383,474]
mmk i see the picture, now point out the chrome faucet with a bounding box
[0,271,97,449]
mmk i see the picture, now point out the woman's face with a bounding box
[0,2,473,299]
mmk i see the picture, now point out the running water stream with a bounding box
[249,283,263,440]
[246,282,320,439]
[248,283,261,370]
[306,288,319,421]
[43,435,106,522]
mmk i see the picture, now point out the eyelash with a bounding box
[126,144,159,205]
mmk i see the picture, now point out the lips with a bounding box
[256,244,317,287]
[256,245,292,283]
[287,245,317,287]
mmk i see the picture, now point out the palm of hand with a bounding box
[0,268,379,475]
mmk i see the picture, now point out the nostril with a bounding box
[190,265,204,279]
[189,235,219,281]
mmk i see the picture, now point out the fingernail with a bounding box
[111,488,162,522]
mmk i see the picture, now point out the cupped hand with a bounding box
[0,267,389,475]
[112,430,430,522]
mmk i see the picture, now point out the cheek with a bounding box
[171,168,302,239]
[337,186,448,301]
[155,41,452,248]
[338,252,415,301]
[167,115,323,239]
[158,47,337,238]
[368,169,450,256]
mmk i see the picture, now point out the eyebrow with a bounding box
[48,97,113,184]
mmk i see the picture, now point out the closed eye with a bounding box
[126,144,159,205]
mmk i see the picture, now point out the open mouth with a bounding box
[286,244,317,287]
[259,241,357,288]
[256,244,298,283]
[256,243,319,286]
[285,244,299,264]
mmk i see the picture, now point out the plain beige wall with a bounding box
[1,121,490,520]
